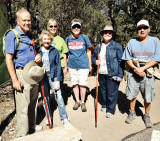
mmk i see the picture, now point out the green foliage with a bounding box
[0,62,10,84]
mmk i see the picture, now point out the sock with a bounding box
[81,101,84,104]
[77,100,80,103]
[130,110,135,114]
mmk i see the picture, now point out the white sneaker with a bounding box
[62,118,70,125]
[106,112,113,118]
[35,125,43,131]
[101,107,107,112]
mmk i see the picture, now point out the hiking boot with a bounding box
[125,111,136,124]
[73,102,80,110]
[143,114,153,128]
[81,103,87,112]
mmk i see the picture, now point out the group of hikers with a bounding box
[4,8,160,137]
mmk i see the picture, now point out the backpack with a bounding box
[3,29,33,58]
[3,29,21,55]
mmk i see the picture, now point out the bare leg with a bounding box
[80,86,86,103]
[73,84,79,102]
[144,101,151,114]
[130,98,136,111]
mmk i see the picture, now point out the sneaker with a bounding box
[101,107,107,112]
[73,102,80,110]
[143,114,153,128]
[106,112,113,118]
[81,103,87,112]
[35,125,43,131]
[62,118,70,125]
[125,111,136,124]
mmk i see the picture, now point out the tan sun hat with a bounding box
[22,61,45,84]
[100,25,115,35]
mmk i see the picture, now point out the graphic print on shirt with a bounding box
[68,41,84,50]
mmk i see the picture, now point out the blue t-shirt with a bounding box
[66,34,92,69]
[122,36,160,63]
[5,26,35,68]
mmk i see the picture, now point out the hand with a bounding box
[63,67,68,75]
[13,80,23,92]
[89,65,92,72]
[55,81,60,91]
[96,60,100,65]
[134,67,146,77]
[117,77,123,82]
[35,54,42,63]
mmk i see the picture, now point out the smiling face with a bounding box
[17,11,31,34]
[48,21,58,36]
[103,30,113,43]
[136,24,150,41]
[72,24,81,37]
[42,34,52,49]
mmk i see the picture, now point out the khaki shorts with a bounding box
[126,71,155,103]
[68,68,89,86]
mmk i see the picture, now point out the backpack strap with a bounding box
[3,29,21,55]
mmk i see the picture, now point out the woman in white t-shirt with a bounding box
[92,25,123,118]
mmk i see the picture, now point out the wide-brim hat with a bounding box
[22,60,45,84]
[100,25,115,35]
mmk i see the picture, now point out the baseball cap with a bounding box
[137,20,149,27]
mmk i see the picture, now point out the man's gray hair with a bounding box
[16,8,31,19]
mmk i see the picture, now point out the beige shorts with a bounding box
[68,68,89,86]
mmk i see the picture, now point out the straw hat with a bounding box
[100,25,115,35]
[22,61,45,84]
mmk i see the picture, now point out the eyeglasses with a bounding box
[103,31,112,35]
[137,26,149,31]
[49,25,57,28]
[72,24,81,29]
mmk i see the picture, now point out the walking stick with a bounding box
[32,40,52,129]
[95,54,99,128]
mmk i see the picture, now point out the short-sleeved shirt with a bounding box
[51,35,68,67]
[122,36,160,64]
[5,26,35,68]
[66,34,92,69]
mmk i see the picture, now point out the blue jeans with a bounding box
[99,74,120,114]
[42,74,67,121]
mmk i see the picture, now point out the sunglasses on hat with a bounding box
[137,26,149,31]
[49,25,57,28]
[72,24,81,29]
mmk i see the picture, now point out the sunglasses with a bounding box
[103,31,112,35]
[49,25,57,28]
[72,24,81,29]
[137,26,149,30]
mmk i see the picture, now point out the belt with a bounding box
[16,67,24,70]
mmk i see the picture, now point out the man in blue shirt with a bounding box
[122,20,160,128]
[5,8,42,136]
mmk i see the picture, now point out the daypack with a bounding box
[3,29,21,55]
[3,29,33,58]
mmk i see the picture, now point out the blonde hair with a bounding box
[16,8,31,20]
[39,30,53,42]
[47,19,58,31]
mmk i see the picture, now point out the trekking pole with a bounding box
[32,40,52,129]
[95,54,99,128]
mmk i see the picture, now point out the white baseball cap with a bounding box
[137,20,149,27]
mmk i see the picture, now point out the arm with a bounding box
[63,53,68,75]
[87,48,92,72]
[5,54,23,91]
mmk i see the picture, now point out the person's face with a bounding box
[17,12,31,34]
[136,25,150,40]
[72,24,81,36]
[103,31,113,42]
[49,21,58,35]
[42,34,52,49]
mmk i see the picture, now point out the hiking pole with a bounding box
[32,40,52,129]
[95,54,99,128]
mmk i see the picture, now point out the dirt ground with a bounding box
[0,74,160,141]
